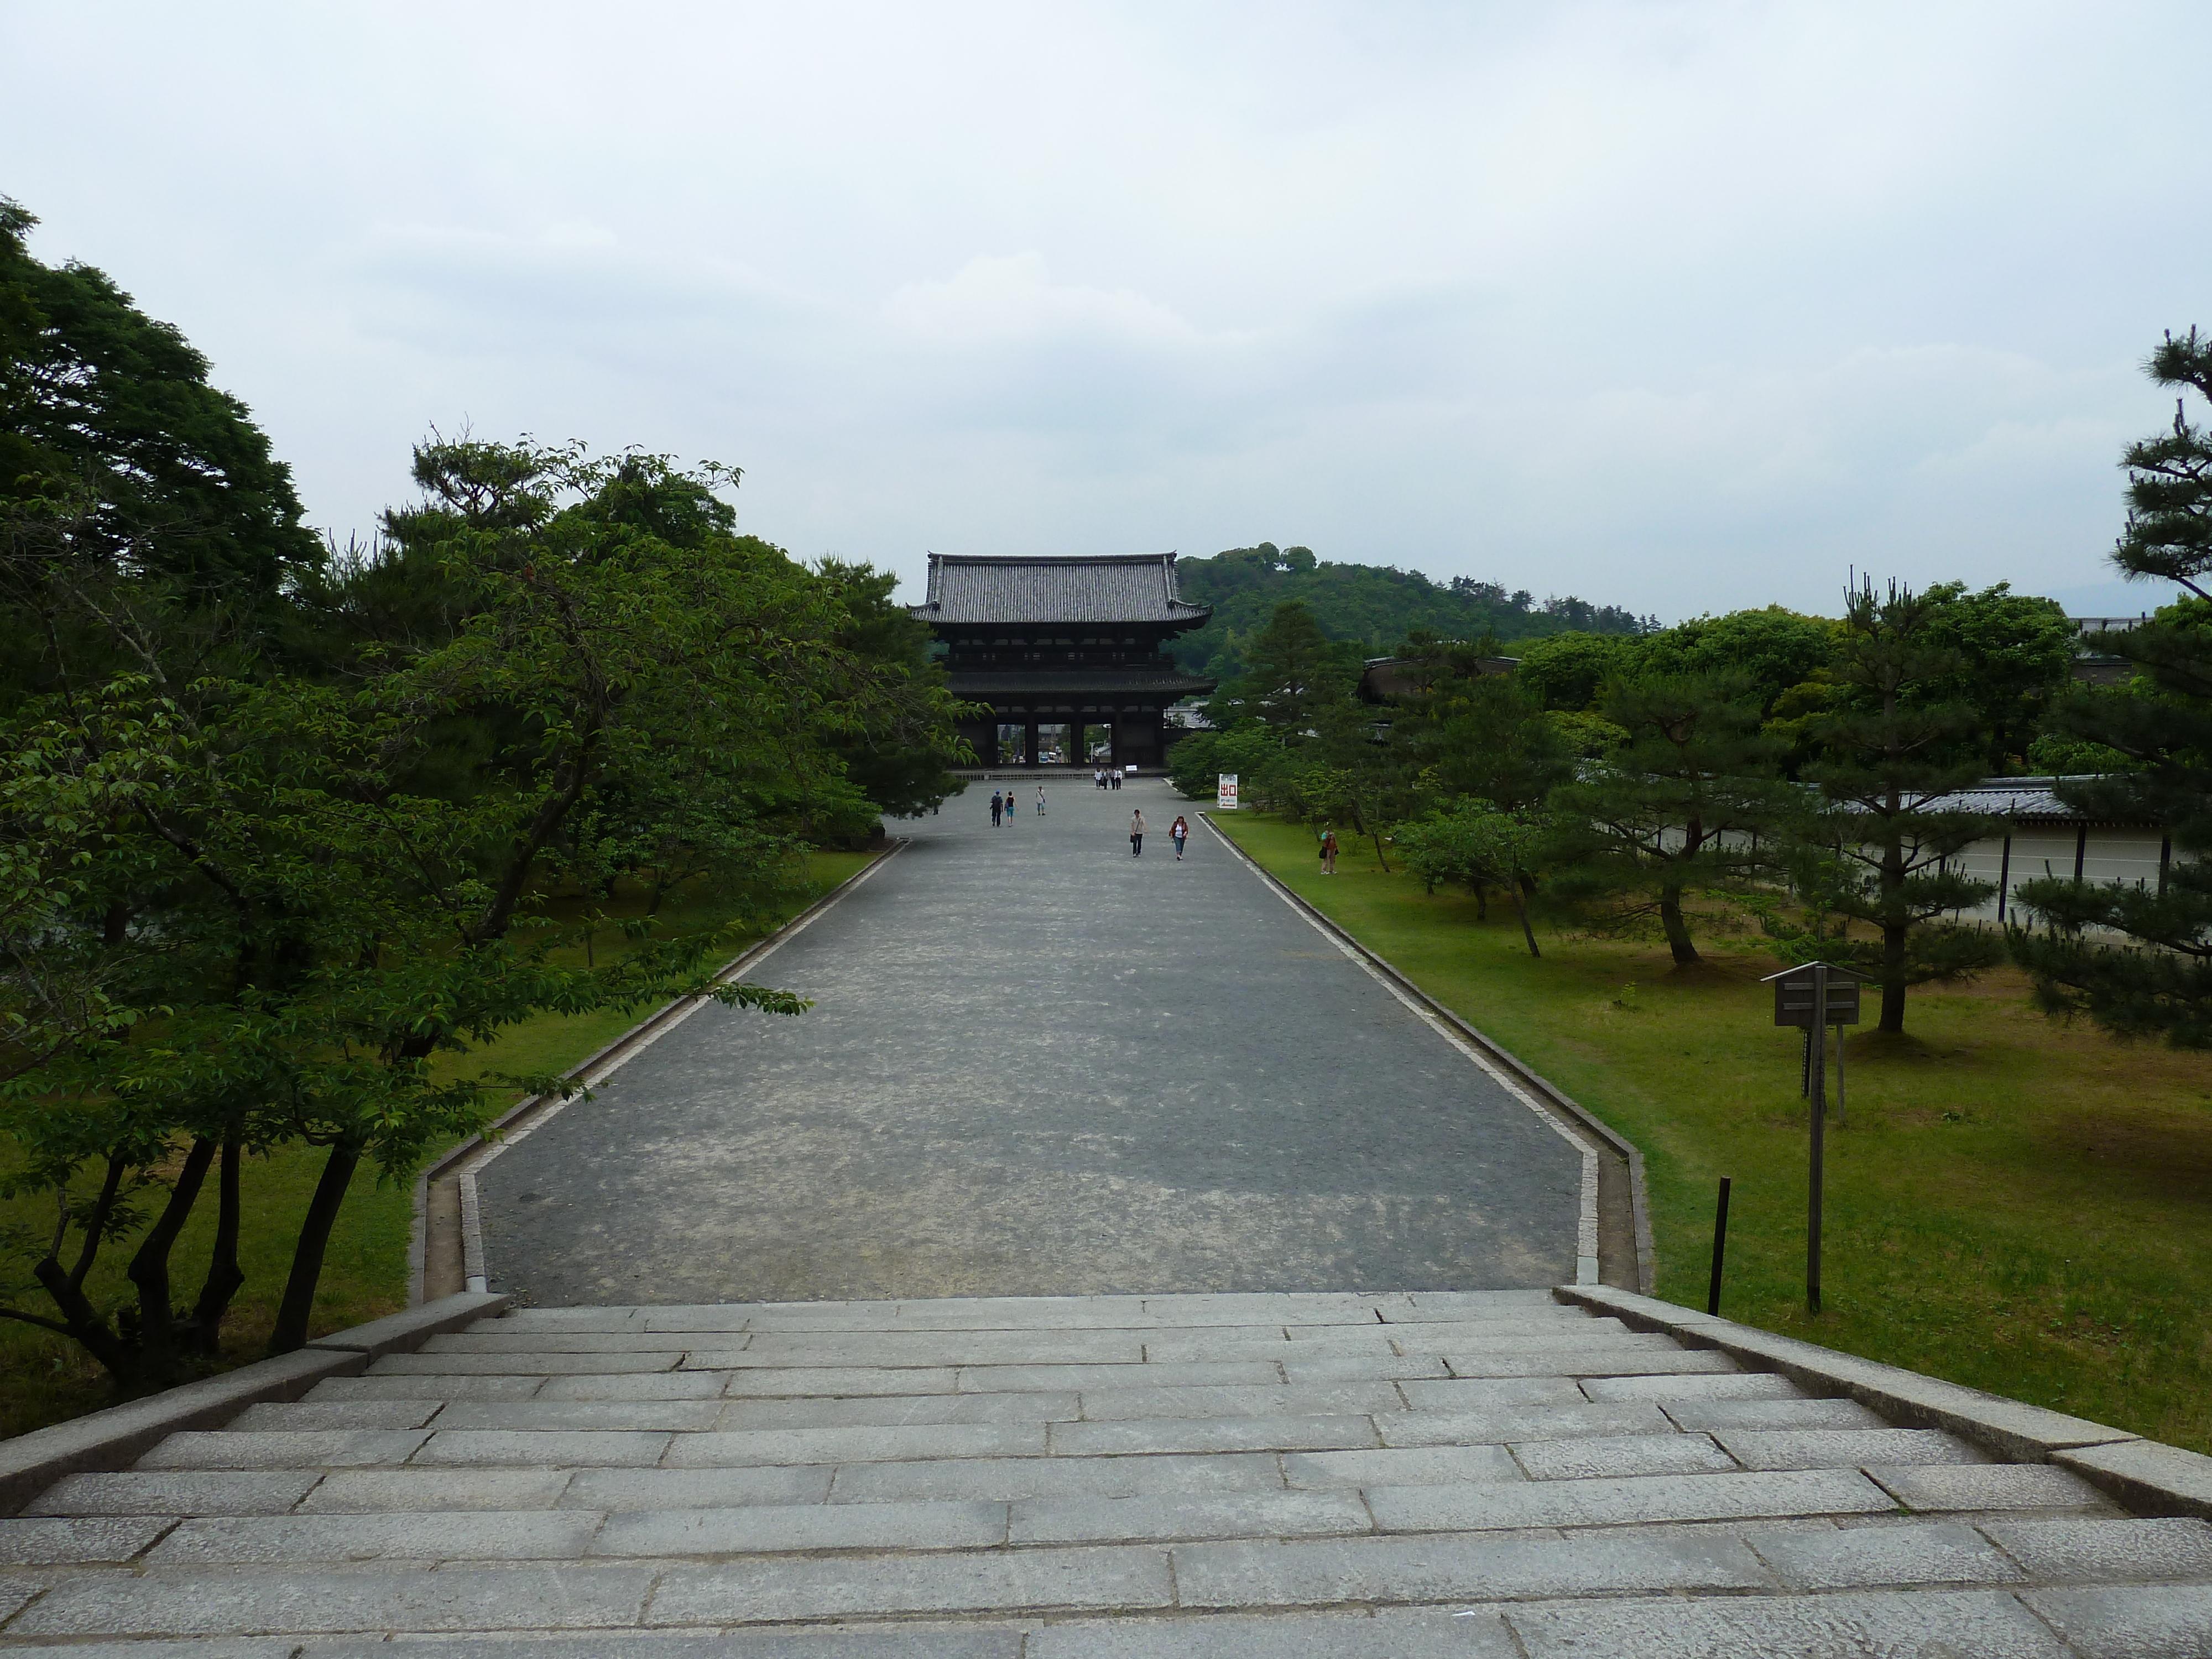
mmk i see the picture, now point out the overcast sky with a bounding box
[4,1,2203,620]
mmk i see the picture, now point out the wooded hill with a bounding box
[1168,542,1658,682]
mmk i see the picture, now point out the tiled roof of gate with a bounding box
[912,555,1211,626]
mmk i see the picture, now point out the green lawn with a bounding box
[0,849,877,1439]
[1213,810,2212,1455]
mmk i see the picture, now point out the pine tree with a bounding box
[2011,330,2212,1044]
[1548,671,1793,966]
[1796,581,2004,1032]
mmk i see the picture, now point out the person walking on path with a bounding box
[1111,769,1121,791]
[1036,785,1046,817]
[1171,815,1190,860]
[1130,808,1146,857]
[990,790,1003,828]
[1320,827,1339,874]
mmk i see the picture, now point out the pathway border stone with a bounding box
[0,1291,507,1517]
[1199,811,1652,1292]
[1553,1285,2212,1520]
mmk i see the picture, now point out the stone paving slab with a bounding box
[307,1374,547,1402]
[299,1469,575,1512]
[1009,1490,1373,1546]
[559,1466,834,1510]
[1047,1413,1382,1457]
[714,1390,1083,1430]
[593,1499,1008,1556]
[1507,1587,2071,1657]
[314,1633,1026,1659]
[647,1545,1175,1623]
[1074,1381,1405,1421]
[11,1564,660,1636]
[1750,1519,2023,1590]
[723,1366,963,1397]
[1871,1462,2120,1514]
[145,1509,603,1564]
[1713,1427,1986,1470]
[1376,1400,1674,1446]
[664,1423,1045,1468]
[1024,1609,1520,1658]
[1281,1445,1520,1489]
[1366,1467,1898,1532]
[828,1452,1285,1505]
[956,1362,1281,1392]
[27,1471,322,1516]
[1983,1514,2212,1580]
[135,1429,432,1470]
[0,1514,173,1563]
[1509,1431,1738,1481]
[1169,1528,1769,1605]
[2023,1583,2212,1658]
[416,1428,671,1467]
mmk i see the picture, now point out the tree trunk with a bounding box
[1880,917,1910,1032]
[190,1133,246,1355]
[266,1141,361,1355]
[34,1154,134,1379]
[1511,888,1542,958]
[1658,879,1700,966]
[125,1136,216,1379]
[1879,821,1909,1032]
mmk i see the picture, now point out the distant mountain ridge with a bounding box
[1167,543,1658,682]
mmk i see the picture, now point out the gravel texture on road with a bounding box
[479,779,1582,1303]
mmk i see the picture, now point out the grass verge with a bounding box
[1212,809,2212,1454]
[0,848,877,1439]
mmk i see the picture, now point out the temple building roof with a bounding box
[912,554,1211,627]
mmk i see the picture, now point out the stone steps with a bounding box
[0,1290,2205,1653]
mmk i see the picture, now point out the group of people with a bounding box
[987,786,1048,826]
[1093,768,1122,790]
[1127,811,1191,860]
[979,786,1189,862]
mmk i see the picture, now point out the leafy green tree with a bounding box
[1793,581,2004,1032]
[1648,607,1838,719]
[1396,798,1553,956]
[1166,721,1287,802]
[1914,582,2076,773]
[0,196,318,619]
[1548,672,1792,965]
[1202,601,1358,735]
[1512,631,1651,712]
[0,431,966,1382]
[1169,544,1653,681]
[1400,670,1575,815]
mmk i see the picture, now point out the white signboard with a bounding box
[1217,774,1240,810]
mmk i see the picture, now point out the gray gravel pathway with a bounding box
[479,779,1582,1304]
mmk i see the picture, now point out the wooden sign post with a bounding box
[1763,962,1863,1314]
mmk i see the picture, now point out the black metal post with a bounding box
[1705,1176,1732,1317]
[1808,964,1827,1314]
